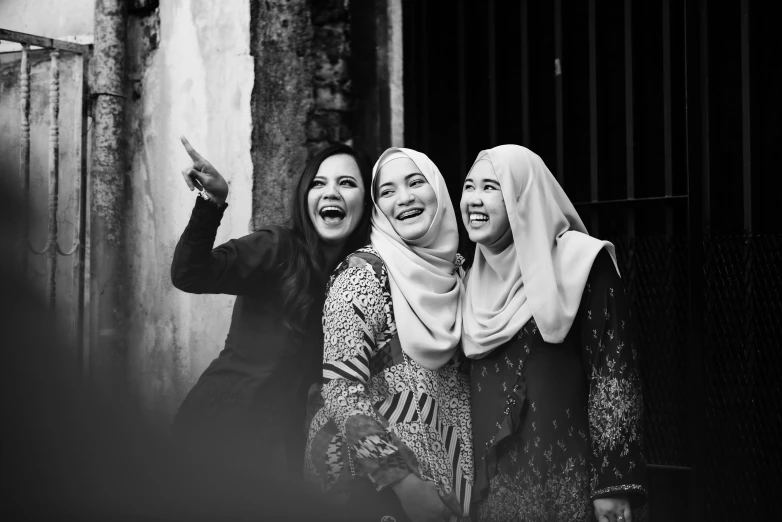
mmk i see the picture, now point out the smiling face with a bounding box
[375,157,438,241]
[307,153,366,245]
[460,160,512,251]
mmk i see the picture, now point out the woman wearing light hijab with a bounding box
[305,148,473,521]
[460,145,647,522]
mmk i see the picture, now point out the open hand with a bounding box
[180,136,229,205]
[392,474,452,522]
[593,496,632,522]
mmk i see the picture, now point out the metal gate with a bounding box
[0,28,90,373]
[402,0,780,519]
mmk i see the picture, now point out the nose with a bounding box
[323,180,341,199]
[396,186,415,205]
[464,190,483,208]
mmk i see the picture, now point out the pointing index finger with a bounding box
[180,135,203,162]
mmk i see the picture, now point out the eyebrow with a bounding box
[313,173,359,181]
[377,172,423,189]
[464,176,500,185]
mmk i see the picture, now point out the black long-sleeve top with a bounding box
[171,197,324,474]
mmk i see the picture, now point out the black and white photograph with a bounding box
[0,1,777,520]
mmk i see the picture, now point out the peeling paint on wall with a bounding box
[123,0,254,422]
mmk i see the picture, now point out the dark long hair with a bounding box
[279,144,372,335]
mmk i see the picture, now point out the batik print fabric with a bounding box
[305,247,474,516]
[471,251,648,521]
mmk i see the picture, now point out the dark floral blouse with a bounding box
[470,250,648,522]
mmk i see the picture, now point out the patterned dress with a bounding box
[470,250,648,521]
[305,246,474,517]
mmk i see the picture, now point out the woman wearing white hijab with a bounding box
[460,145,647,522]
[305,148,473,521]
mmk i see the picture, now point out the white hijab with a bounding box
[370,148,463,370]
[462,145,619,358]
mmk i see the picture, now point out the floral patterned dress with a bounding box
[470,250,648,521]
[305,246,474,518]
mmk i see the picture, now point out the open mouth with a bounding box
[397,209,423,221]
[319,206,346,224]
[469,212,489,223]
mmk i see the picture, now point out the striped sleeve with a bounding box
[320,263,416,489]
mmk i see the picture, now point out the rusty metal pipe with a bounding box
[89,0,128,392]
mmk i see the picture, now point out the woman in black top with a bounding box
[170,137,371,490]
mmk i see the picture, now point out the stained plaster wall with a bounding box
[0,0,95,38]
[124,0,254,421]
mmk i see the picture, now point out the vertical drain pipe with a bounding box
[90,0,128,397]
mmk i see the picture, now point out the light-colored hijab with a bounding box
[370,148,463,370]
[462,145,619,358]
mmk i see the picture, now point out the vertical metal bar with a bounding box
[405,3,418,148]
[488,0,497,146]
[700,0,711,233]
[739,3,755,505]
[420,1,429,152]
[588,0,599,235]
[624,0,636,237]
[740,0,751,232]
[663,0,673,197]
[663,0,674,236]
[687,1,708,519]
[458,0,467,179]
[74,52,90,378]
[47,49,61,309]
[554,0,564,185]
[19,43,31,275]
[521,0,530,145]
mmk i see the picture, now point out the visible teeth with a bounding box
[470,213,489,221]
[398,209,422,220]
[320,206,345,218]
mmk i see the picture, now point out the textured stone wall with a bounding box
[250,0,356,229]
[309,0,354,153]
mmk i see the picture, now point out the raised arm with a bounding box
[171,136,283,296]
[170,199,283,295]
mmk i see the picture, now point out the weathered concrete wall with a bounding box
[123,0,254,422]
[0,0,95,38]
[250,0,356,228]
